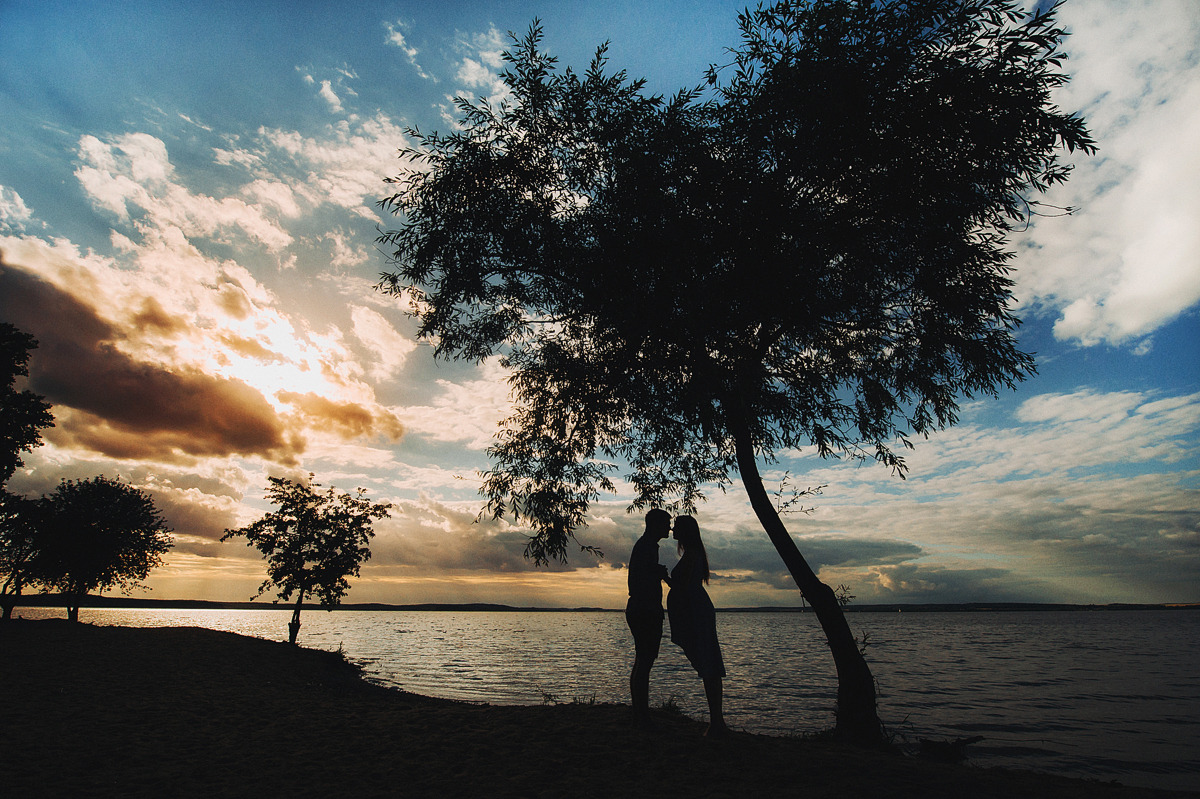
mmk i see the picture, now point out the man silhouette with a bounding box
[626,508,672,722]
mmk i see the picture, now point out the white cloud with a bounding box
[385,20,432,80]
[76,133,293,251]
[397,359,513,449]
[253,112,407,214]
[453,25,510,102]
[242,179,301,217]
[351,305,417,381]
[324,229,366,269]
[1015,0,1200,348]
[671,386,1200,603]
[457,57,497,89]
[0,185,35,231]
[317,79,343,113]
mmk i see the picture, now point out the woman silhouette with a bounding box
[667,515,728,736]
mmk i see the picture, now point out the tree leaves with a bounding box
[377,0,1094,562]
[0,322,54,486]
[221,476,391,608]
[36,476,174,599]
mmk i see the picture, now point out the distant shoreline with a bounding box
[11,594,1199,613]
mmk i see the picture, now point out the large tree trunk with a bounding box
[730,420,884,746]
[288,593,303,645]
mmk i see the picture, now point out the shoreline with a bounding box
[10,594,1200,613]
[2,619,1194,798]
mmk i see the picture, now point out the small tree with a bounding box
[1,322,54,486]
[377,0,1093,743]
[38,476,174,622]
[222,476,391,645]
[0,491,45,620]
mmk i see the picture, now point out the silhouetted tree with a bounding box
[377,0,1093,743]
[0,491,46,620]
[1,322,54,486]
[222,476,391,645]
[38,476,174,622]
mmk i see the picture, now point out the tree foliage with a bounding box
[37,476,174,621]
[0,491,45,619]
[222,476,391,643]
[380,0,1093,563]
[1,322,54,486]
[377,0,1093,740]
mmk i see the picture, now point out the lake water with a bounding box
[16,607,1200,792]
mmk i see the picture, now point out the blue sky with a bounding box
[1,0,1197,608]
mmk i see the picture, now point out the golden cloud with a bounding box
[277,390,404,441]
[1,256,303,463]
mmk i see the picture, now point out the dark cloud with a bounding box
[278,390,404,440]
[853,563,1043,603]
[0,257,302,463]
[697,527,925,586]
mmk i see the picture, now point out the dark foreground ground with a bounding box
[2,619,1195,799]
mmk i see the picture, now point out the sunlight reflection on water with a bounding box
[17,607,1199,792]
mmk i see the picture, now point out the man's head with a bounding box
[645,508,671,540]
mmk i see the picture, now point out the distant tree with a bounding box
[38,476,174,622]
[0,491,46,620]
[377,0,1093,743]
[1,322,54,486]
[222,476,392,645]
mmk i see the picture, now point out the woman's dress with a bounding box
[667,554,726,679]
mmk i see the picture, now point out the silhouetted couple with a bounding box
[626,508,728,736]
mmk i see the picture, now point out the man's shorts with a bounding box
[625,599,664,661]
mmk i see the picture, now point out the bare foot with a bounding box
[704,722,730,738]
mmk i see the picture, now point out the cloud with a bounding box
[442,25,510,124]
[242,179,301,217]
[324,229,366,269]
[0,258,302,463]
[350,305,417,381]
[277,390,404,441]
[244,112,409,215]
[850,563,1041,603]
[1015,0,1200,347]
[385,20,432,80]
[397,359,513,449]
[76,133,293,251]
[372,494,543,572]
[317,80,343,113]
[0,185,35,232]
[740,387,1200,603]
[138,479,244,548]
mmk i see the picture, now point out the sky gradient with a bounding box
[1,0,1197,608]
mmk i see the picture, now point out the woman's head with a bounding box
[673,515,709,583]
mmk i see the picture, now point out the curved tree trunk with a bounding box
[288,593,303,645]
[730,418,883,745]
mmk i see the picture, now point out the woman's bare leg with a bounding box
[702,675,728,736]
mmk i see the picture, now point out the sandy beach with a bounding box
[1,619,1193,798]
